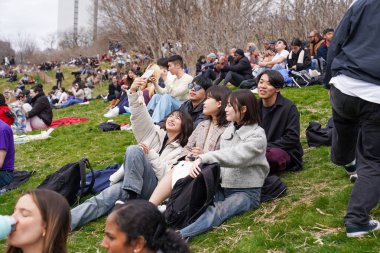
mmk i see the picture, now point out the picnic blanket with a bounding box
[50,117,89,128]
[14,128,55,144]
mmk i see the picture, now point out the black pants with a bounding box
[223,71,246,87]
[330,85,380,226]
[214,72,227,86]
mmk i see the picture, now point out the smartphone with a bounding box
[141,69,154,79]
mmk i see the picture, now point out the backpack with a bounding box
[165,163,220,230]
[37,158,95,206]
[98,122,120,131]
[260,175,287,203]
[84,164,120,194]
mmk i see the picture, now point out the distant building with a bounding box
[57,0,92,36]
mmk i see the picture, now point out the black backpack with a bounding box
[306,117,334,147]
[165,163,220,230]
[37,158,95,206]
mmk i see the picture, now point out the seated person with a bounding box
[107,76,121,101]
[215,49,253,87]
[56,83,85,108]
[147,55,193,124]
[102,200,190,253]
[0,119,14,188]
[179,89,269,238]
[4,91,26,133]
[200,53,218,80]
[70,78,193,230]
[157,57,175,88]
[287,38,311,71]
[0,93,15,126]
[316,28,335,61]
[19,74,29,85]
[23,84,53,132]
[213,55,228,86]
[5,189,70,253]
[158,76,213,129]
[256,70,303,173]
[150,85,231,206]
[257,39,289,74]
[195,55,206,76]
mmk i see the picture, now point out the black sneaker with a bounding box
[344,164,357,183]
[346,219,380,237]
[349,174,358,183]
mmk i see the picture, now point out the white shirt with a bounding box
[331,74,380,104]
[272,50,289,68]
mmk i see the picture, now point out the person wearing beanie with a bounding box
[199,53,218,81]
[256,70,303,173]
[215,48,253,87]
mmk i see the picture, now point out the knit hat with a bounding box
[207,53,217,59]
[235,49,245,57]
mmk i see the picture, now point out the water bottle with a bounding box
[0,215,16,240]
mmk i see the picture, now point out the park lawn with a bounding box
[0,77,379,252]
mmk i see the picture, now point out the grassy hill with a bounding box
[0,71,379,252]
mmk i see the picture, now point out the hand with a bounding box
[130,77,147,93]
[291,66,297,71]
[191,147,203,156]
[138,143,149,154]
[189,158,202,178]
[149,76,157,84]
[259,62,266,67]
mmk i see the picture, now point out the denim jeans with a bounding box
[330,85,380,226]
[61,98,84,108]
[147,94,182,123]
[180,187,261,238]
[0,171,13,188]
[70,146,158,230]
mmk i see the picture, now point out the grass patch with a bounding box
[0,73,379,252]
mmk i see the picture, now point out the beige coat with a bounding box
[109,92,183,184]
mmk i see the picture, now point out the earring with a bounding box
[42,231,46,237]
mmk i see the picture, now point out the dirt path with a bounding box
[36,71,55,86]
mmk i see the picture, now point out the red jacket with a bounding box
[0,105,15,126]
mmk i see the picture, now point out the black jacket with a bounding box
[222,56,253,79]
[325,0,380,87]
[27,92,53,126]
[107,83,121,101]
[287,49,311,71]
[55,72,64,81]
[259,93,303,170]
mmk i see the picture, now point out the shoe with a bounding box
[104,107,119,118]
[346,220,380,237]
[157,204,167,213]
[349,174,358,183]
[115,200,125,206]
[344,164,356,175]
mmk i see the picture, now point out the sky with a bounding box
[0,0,92,51]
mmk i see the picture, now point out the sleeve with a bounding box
[324,7,353,88]
[147,146,183,180]
[128,92,161,148]
[199,129,267,168]
[180,123,200,158]
[26,100,44,119]
[169,75,192,99]
[268,104,301,150]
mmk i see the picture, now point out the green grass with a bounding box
[1,74,379,252]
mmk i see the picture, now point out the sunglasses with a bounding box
[188,82,202,91]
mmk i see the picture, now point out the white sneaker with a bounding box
[157,204,167,213]
[104,107,119,118]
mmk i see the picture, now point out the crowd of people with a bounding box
[1,1,380,251]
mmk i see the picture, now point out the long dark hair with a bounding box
[111,200,190,253]
[229,90,260,125]
[162,109,193,147]
[206,86,231,126]
[6,189,70,253]
[31,84,44,94]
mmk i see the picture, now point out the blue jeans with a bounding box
[61,98,84,108]
[180,187,261,238]
[70,146,158,230]
[147,94,182,123]
[0,171,13,188]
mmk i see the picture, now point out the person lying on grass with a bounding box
[70,77,193,230]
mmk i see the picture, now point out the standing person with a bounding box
[55,69,64,89]
[23,84,53,131]
[5,189,70,253]
[101,200,190,253]
[325,0,380,237]
[0,119,14,188]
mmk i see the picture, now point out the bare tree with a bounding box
[14,33,37,64]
